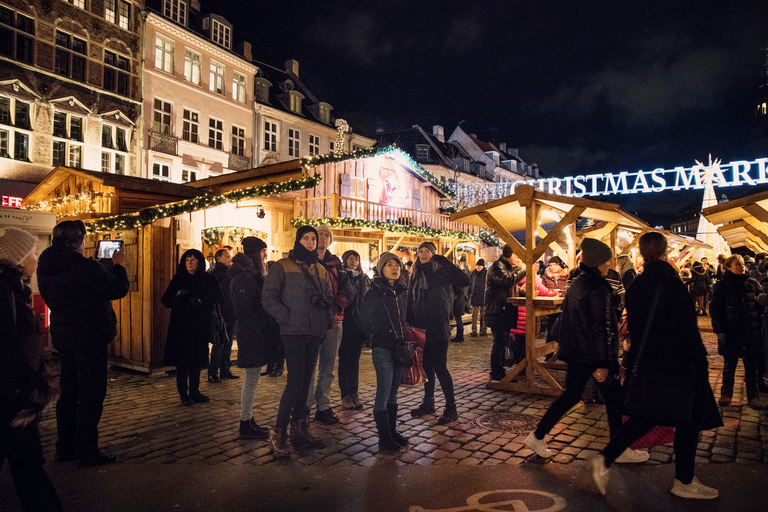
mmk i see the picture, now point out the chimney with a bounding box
[239,41,252,62]
[498,142,507,152]
[190,0,201,12]
[432,125,444,143]
[285,59,299,77]
[511,148,519,158]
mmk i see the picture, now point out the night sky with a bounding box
[211,0,768,223]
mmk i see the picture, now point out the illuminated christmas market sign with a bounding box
[508,157,768,197]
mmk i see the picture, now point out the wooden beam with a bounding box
[391,234,406,252]
[478,211,526,261]
[531,206,585,261]
[742,222,768,248]
[619,228,649,257]
[744,203,768,225]
[443,240,460,258]
[536,226,567,260]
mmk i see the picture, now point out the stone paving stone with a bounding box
[459,457,482,466]
[576,449,598,460]
[413,442,437,453]
[428,449,450,460]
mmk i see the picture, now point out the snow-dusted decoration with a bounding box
[695,155,731,259]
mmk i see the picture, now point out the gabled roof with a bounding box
[375,126,479,172]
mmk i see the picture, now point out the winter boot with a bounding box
[437,404,459,425]
[271,428,291,457]
[290,418,325,449]
[374,410,403,453]
[387,404,409,447]
[410,396,436,418]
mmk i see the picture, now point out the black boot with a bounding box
[437,404,458,425]
[374,410,402,453]
[387,404,408,447]
[410,395,436,418]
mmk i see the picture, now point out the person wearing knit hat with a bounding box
[316,224,333,245]
[338,247,371,411]
[418,241,436,255]
[485,245,525,380]
[376,251,401,276]
[501,244,514,258]
[242,236,267,256]
[525,234,649,466]
[468,258,488,337]
[0,227,37,270]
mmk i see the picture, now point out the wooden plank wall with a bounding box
[48,174,115,217]
[151,219,175,368]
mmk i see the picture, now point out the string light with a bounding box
[202,226,268,246]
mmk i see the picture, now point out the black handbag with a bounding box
[623,284,695,425]
[383,295,414,367]
[210,302,229,346]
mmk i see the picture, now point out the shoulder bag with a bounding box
[382,294,414,368]
[210,302,229,346]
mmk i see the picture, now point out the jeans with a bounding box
[471,306,486,334]
[208,322,234,377]
[534,361,623,440]
[422,339,455,408]
[175,362,201,397]
[338,322,366,398]
[1,399,63,512]
[372,347,405,412]
[276,335,322,429]
[721,353,759,400]
[240,366,263,421]
[307,324,343,412]
[603,417,698,484]
[56,345,108,459]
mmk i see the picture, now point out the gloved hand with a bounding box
[717,333,727,356]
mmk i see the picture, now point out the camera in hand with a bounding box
[310,292,333,310]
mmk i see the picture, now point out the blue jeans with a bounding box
[372,347,405,412]
[307,324,343,412]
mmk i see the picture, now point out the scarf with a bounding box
[292,241,319,265]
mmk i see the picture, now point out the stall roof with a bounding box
[702,189,768,252]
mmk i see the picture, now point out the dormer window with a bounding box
[416,144,430,162]
[211,19,231,49]
[289,92,302,114]
[319,104,330,124]
[164,0,187,26]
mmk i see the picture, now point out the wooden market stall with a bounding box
[450,184,648,395]
[702,189,768,253]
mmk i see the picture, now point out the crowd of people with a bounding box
[4,219,768,508]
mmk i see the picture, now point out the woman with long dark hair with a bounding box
[162,249,223,406]
[338,249,371,410]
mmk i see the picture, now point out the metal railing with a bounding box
[228,152,252,171]
[149,130,178,156]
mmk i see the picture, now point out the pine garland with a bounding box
[291,216,478,242]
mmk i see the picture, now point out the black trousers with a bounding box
[603,418,698,484]
[534,361,623,439]
[208,321,235,377]
[56,345,108,459]
[1,399,63,512]
[338,322,366,398]
[276,335,322,429]
[176,363,201,397]
[721,353,759,401]
[490,326,510,376]
[422,339,455,408]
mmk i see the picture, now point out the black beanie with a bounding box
[242,236,267,255]
[580,238,612,268]
[295,225,318,244]
[476,259,485,267]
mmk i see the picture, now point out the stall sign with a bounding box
[2,195,23,208]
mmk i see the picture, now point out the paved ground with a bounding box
[2,316,767,511]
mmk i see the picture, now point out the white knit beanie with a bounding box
[0,227,37,265]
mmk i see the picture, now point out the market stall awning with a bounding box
[702,189,768,253]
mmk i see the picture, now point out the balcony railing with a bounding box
[228,152,252,171]
[294,194,479,235]
[149,130,178,156]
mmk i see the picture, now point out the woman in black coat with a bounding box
[162,249,223,406]
[593,232,722,500]
[710,254,763,409]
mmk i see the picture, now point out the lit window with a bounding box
[232,72,246,103]
[105,0,116,23]
[211,19,231,49]
[153,99,172,134]
[182,109,198,143]
[104,50,131,96]
[309,134,319,156]
[0,97,32,161]
[209,61,224,95]
[55,30,87,82]
[101,124,128,173]
[208,117,223,150]
[52,111,84,167]
[66,0,86,8]
[164,0,187,26]
[155,35,173,74]
[182,169,197,182]
[263,120,277,152]
[288,128,300,157]
[289,93,302,114]
[0,8,34,64]
[183,50,200,84]
[231,126,245,156]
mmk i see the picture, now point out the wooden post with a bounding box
[524,199,536,390]
[610,226,618,268]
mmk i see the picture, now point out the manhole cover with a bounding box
[468,412,540,434]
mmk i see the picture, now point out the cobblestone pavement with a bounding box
[33,317,768,469]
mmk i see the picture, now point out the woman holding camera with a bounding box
[262,226,333,456]
[162,249,223,406]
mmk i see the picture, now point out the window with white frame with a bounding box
[0,7,34,65]
[309,134,320,156]
[66,0,86,8]
[152,99,171,134]
[263,120,277,152]
[105,0,130,29]
[164,0,187,26]
[0,96,30,161]
[105,0,116,23]
[208,117,222,150]
[211,19,231,49]
[209,61,224,95]
[231,126,244,156]
[103,50,131,96]
[155,35,173,74]
[152,161,170,180]
[288,128,300,157]
[52,111,83,167]
[182,109,198,143]
[183,50,200,84]
[55,30,87,82]
[181,169,197,182]
[232,72,245,103]
[352,144,364,151]
[101,124,128,174]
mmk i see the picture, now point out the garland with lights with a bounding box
[478,228,504,248]
[83,174,321,234]
[202,226,269,246]
[291,216,479,242]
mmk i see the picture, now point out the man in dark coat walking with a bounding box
[468,259,487,337]
[208,247,238,382]
[37,220,129,467]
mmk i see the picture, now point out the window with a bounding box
[211,19,231,49]
[104,50,131,96]
[209,61,224,95]
[231,126,244,155]
[263,120,277,152]
[254,82,268,103]
[182,169,196,182]
[232,72,245,103]
[105,0,115,23]
[352,144,364,151]
[14,101,28,130]
[13,131,28,161]
[329,141,335,153]
[101,152,111,173]
[416,145,430,162]
[182,109,198,143]
[152,161,170,180]
[155,35,173,74]
[208,117,222,150]
[52,141,66,166]
[288,128,300,157]
[183,50,200,84]
[164,0,187,26]
[101,124,127,173]
[309,134,320,156]
[66,0,86,8]
[0,7,34,64]
[319,105,329,124]
[52,111,84,167]
[153,99,171,134]
[105,0,129,29]
[55,30,87,82]
[289,93,302,114]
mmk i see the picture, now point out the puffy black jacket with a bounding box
[1,266,40,396]
[358,276,408,353]
[37,245,129,353]
[557,264,618,367]
[408,254,469,341]
[484,257,524,327]
[711,270,763,358]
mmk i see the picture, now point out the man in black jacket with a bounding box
[485,245,524,380]
[208,247,238,382]
[37,221,129,467]
[468,259,487,337]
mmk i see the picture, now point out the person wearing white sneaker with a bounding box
[594,233,723,499]
[614,448,649,463]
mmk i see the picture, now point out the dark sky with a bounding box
[212,0,768,222]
